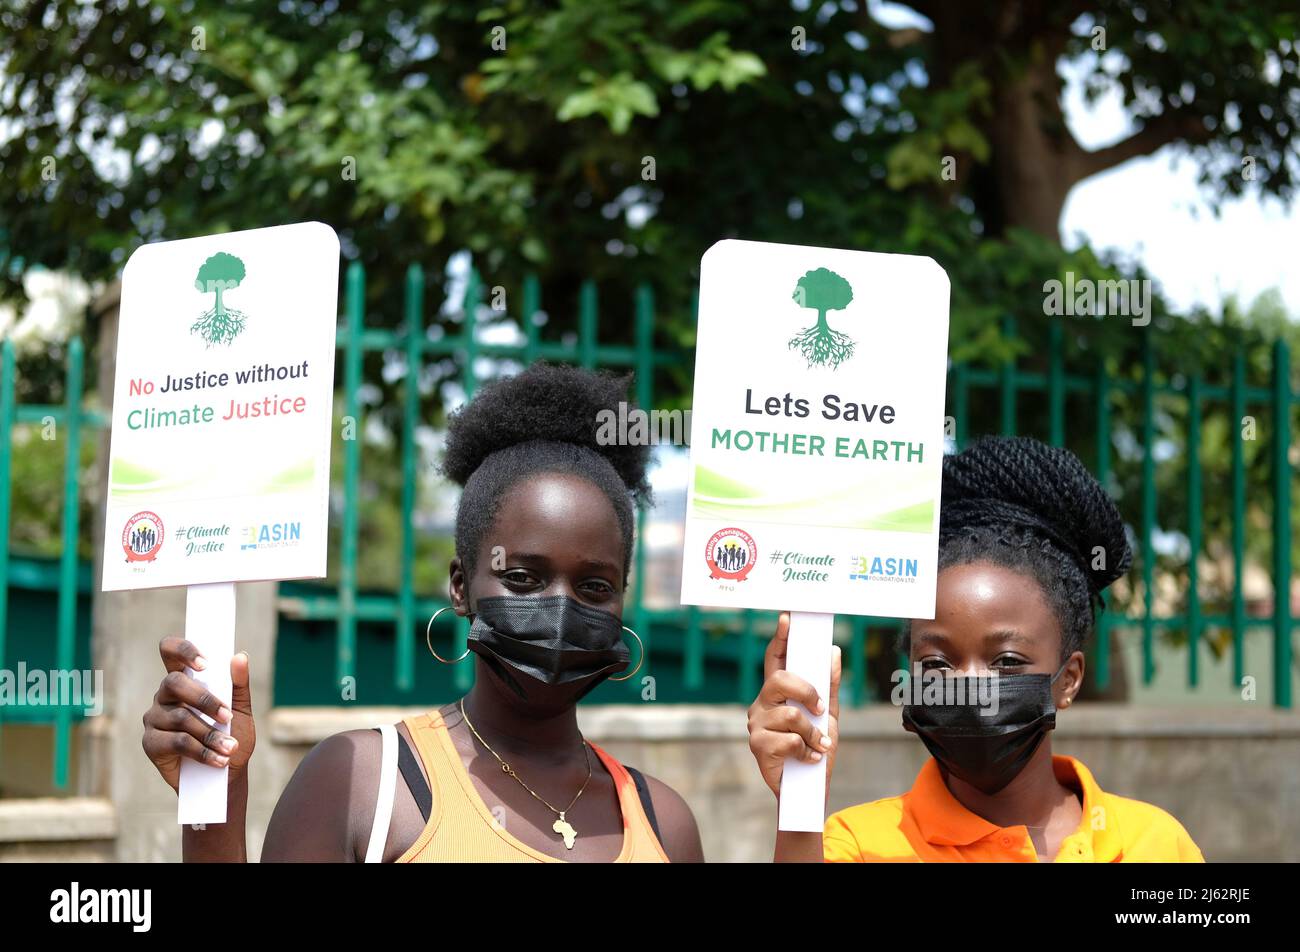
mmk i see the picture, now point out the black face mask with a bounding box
[901,663,1066,795]
[467,595,630,705]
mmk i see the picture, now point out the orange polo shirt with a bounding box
[824,755,1204,862]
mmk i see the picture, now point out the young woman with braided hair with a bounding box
[749,435,1204,862]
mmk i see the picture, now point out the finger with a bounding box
[829,645,842,722]
[760,726,824,765]
[143,725,229,768]
[230,651,253,716]
[762,612,792,681]
[159,636,206,674]
[766,703,831,755]
[156,670,232,724]
[156,704,238,754]
[760,669,824,716]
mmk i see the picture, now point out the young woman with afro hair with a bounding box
[748,436,1205,862]
[142,364,703,862]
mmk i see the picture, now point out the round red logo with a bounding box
[705,527,757,581]
[122,511,164,563]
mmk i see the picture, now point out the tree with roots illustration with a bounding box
[787,267,855,369]
[191,252,248,346]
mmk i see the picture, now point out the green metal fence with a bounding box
[951,317,1295,708]
[290,263,1297,711]
[0,338,109,788]
[1,265,1297,790]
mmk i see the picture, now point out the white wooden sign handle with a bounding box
[177,582,236,825]
[777,610,835,832]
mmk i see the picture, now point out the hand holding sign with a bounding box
[105,222,339,824]
[747,612,842,795]
[142,635,255,791]
[682,239,949,833]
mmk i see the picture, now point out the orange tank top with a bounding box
[396,710,670,863]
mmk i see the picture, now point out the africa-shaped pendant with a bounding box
[553,813,577,849]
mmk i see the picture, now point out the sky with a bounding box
[867,0,1300,317]
[1059,57,1300,317]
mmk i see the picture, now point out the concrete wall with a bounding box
[7,700,1297,862]
[246,702,1297,863]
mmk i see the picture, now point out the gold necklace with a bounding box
[458,698,592,849]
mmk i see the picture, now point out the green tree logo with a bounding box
[788,267,855,369]
[191,252,248,345]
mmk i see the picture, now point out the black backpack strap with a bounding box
[372,727,432,822]
[624,765,663,845]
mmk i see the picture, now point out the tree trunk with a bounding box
[984,53,1076,240]
[922,3,1077,242]
[910,1,1209,243]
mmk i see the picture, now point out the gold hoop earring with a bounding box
[426,606,470,664]
[608,626,645,682]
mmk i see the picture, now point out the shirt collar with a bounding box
[905,754,1124,861]
[1059,755,1123,862]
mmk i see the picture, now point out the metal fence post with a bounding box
[397,263,424,692]
[53,337,84,787]
[338,262,364,688]
[1272,339,1292,708]
[1186,373,1202,687]
[1141,333,1157,684]
[0,342,14,675]
[1230,346,1247,688]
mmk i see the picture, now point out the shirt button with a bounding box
[1000,835,1013,847]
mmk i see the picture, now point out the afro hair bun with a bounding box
[940,436,1132,596]
[441,363,652,502]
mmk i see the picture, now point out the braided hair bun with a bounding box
[941,436,1131,596]
[933,436,1132,658]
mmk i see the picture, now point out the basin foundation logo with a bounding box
[849,554,918,584]
[122,511,164,563]
[788,267,856,370]
[706,527,757,581]
[240,520,302,551]
[192,251,249,346]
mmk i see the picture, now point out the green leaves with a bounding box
[647,32,767,91]
[886,62,991,189]
[557,72,660,133]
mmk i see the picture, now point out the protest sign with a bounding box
[681,239,950,831]
[103,221,340,823]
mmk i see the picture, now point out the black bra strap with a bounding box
[625,765,663,845]
[373,727,432,822]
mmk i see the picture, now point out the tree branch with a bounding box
[1073,109,1213,179]
[885,27,926,49]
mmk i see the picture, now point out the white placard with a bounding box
[680,238,950,833]
[101,221,339,591]
[681,239,950,618]
[102,222,340,825]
